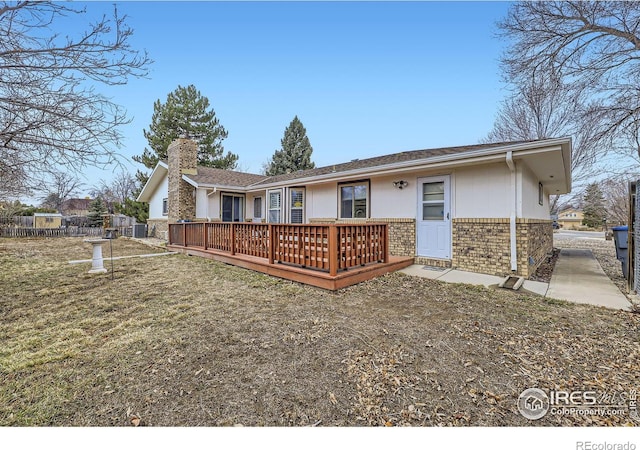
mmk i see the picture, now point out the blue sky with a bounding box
[43,1,514,198]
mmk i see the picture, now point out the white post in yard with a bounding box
[85,238,109,274]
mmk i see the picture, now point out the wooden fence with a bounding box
[0,226,132,238]
[169,222,388,275]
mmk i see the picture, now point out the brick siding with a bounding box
[452,218,553,277]
[167,139,197,223]
[147,218,168,240]
[310,217,416,257]
[516,219,553,277]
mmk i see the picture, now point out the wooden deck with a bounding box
[168,222,413,290]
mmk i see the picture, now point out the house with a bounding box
[557,208,584,230]
[137,137,571,279]
[60,198,91,217]
[33,213,62,229]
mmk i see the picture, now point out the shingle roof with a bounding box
[61,198,91,210]
[252,141,531,186]
[186,166,268,187]
[184,140,536,188]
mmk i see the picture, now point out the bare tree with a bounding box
[90,171,137,213]
[601,176,638,225]
[38,171,83,212]
[0,1,151,198]
[484,72,604,209]
[499,1,640,156]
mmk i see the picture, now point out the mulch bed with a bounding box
[528,248,560,283]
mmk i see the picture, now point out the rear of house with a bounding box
[138,138,571,279]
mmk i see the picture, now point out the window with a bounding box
[538,182,544,206]
[221,194,244,222]
[421,181,445,220]
[339,182,368,219]
[162,198,168,216]
[268,190,282,223]
[253,197,263,219]
[290,188,305,224]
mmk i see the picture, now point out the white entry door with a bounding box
[416,176,451,259]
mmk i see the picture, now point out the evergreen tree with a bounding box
[115,195,149,224]
[265,116,315,176]
[134,84,238,174]
[87,198,108,227]
[582,183,606,229]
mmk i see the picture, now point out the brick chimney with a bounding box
[167,138,197,223]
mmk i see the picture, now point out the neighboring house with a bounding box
[137,137,572,278]
[60,198,91,217]
[557,208,584,230]
[33,213,62,229]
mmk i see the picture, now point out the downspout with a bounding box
[206,188,217,221]
[506,151,517,272]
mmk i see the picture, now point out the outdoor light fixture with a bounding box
[392,180,409,189]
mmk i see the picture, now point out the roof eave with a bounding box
[136,161,168,202]
[182,175,254,191]
[249,138,572,190]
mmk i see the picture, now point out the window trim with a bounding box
[253,196,263,219]
[289,187,305,224]
[420,180,446,221]
[338,179,370,219]
[220,192,245,222]
[267,189,283,223]
[538,182,544,206]
[162,198,168,216]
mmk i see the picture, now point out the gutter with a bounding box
[506,151,517,272]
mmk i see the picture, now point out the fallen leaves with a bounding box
[344,345,434,426]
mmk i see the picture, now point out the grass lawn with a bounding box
[1,237,638,426]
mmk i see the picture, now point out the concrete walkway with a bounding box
[399,265,549,296]
[400,248,632,311]
[545,248,631,311]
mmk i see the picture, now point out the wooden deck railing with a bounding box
[168,222,389,275]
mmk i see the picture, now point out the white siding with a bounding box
[520,163,551,220]
[453,163,511,218]
[148,176,169,219]
[370,174,416,219]
[207,191,221,221]
[306,183,337,219]
[195,188,208,219]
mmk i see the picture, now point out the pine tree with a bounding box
[115,195,148,224]
[582,183,606,229]
[134,84,238,174]
[265,116,315,176]
[87,198,108,227]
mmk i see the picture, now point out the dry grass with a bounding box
[1,237,638,426]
